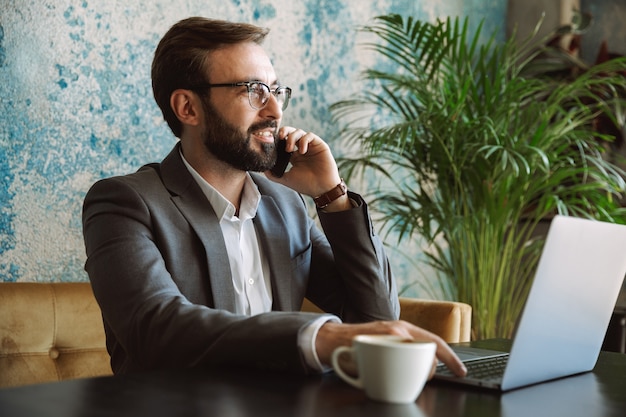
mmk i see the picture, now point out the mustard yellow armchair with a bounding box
[0,283,471,389]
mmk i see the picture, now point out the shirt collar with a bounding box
[179,149,261,222]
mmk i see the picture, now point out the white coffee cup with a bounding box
[331,335,436,404]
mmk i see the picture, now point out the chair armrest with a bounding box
[399,297,472,343]
[301,297,472,343]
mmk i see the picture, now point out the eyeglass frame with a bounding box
[187,81,292,111]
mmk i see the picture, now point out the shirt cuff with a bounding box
[299,315,341,373]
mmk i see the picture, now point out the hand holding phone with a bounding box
[269,139,292,177]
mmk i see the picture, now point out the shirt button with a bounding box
[248,278,255,285]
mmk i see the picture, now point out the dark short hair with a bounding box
[151,17,270,137]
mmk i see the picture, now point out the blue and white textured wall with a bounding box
[0,1,506,296]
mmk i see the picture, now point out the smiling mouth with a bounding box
[251,129,277,144]
[249,119,279,143]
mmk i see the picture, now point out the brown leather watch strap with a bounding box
[314,179,348,209]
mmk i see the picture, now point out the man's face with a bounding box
[199,42,283,172]
[200,95,278,172]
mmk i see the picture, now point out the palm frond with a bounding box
[331,15,626,339]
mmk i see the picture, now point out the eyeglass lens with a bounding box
[248,83,291,111]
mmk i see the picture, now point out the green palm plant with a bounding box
[331,14,626,339]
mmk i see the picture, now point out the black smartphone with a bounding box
[270,139,292,177]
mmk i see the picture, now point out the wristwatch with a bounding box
[314,179,348,209]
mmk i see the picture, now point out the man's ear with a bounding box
[170,89,202,127]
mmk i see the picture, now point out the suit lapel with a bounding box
[254,195,295,312]
[158,145,296,313]
[160,145,237,312]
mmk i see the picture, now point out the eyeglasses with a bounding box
[189,81,292,111]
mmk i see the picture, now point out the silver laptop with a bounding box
[435,215,626,391]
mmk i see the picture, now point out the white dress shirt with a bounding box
[180,152,336,371]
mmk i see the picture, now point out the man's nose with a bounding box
[260,93,283,118]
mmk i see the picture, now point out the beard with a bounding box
[200,98,278,172]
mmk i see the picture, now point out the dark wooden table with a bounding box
[1,339,625,417]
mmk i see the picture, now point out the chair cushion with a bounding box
[0,283,112,388]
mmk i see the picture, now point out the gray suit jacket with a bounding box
[82,144,399,374]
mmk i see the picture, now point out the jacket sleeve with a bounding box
[306,191,400,322]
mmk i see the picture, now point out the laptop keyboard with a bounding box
[438,355,509,380]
